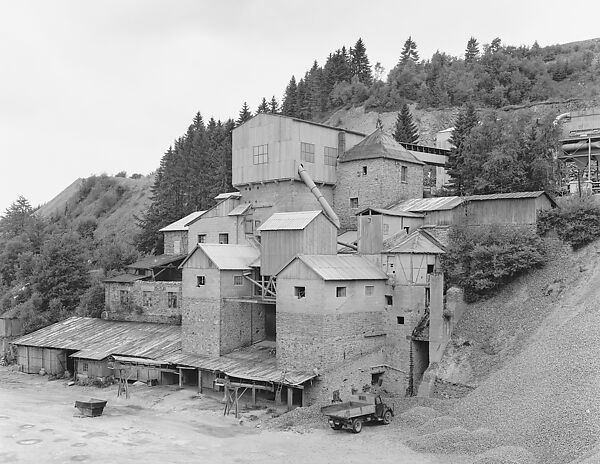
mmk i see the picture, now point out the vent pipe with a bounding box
[298,163,340,229]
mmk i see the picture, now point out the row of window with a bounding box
[197,275,244,287]
[293,285,391,300]
[119,290,178,308]
[252,143,338,165]
[197,233,229,244]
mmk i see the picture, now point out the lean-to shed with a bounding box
[257,210,337,276]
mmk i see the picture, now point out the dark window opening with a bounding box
[219,233,229,244]
[385,295,393,305]
[371,372,383,386]
[82,362,88,372]
[119,290,129,305]
[350,197,359,208]
[294,286,306,299]
[397,316,404,324]
[233,275,243,286]
[362,166,368,175]
[404,227,410,234]
[197,276,205,286]
[167,292,178,308]
[401,165,408,183]
[336,286,347,297]
[425,288,431,307]
[198,234,206,243]
[427,264,435,274]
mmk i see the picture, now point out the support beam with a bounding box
[198,368,202,394]
[287,387,293,411]
[252,386,256,406]
[178,368,182,389]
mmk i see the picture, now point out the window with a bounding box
[142,291,152,307]
[385,295,393,305]
[404,227,410,234]
[324,146,338,166]
[383,223,389,235]
[336,286,347,297]
[362,166,368,175]
[219,233,229,244]
[294,286,306,299]
[244,219,254,234]
[119,290,129,305]
[365,285,374,296]
[350,197,359,209]
[300,142,315,163]
[197,275,206,286]
[198,234,206,244]
[82,362,88,372]
[167,292,178,308]
[254,220,261,229]
[253,144,268,164]
[397,316,405,325]
[401,165,408,183]
[173,240,181,254]
[233,275,243,286]
[427,264,435,274]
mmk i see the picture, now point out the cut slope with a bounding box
[433,240,600,463]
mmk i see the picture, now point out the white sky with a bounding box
[1,0,598,214]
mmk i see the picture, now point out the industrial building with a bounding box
[12,113,556,406]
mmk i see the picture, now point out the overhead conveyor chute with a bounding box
[298,163,341,229]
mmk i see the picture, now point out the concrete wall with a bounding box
[335,158,424,230]
[163,230,188,255]
[104,281,182,324]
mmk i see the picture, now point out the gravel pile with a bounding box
[397,406,441,428]
[447,243,600,463]
[405,426,499,455]
[472,446,538,464]
[416,415,463,435]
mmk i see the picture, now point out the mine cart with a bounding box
[74,398,107,417]
[320,393,393,433]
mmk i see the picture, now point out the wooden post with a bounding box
[287,387,293,411]
[198,369,202,394]
[252,386,256,406]
[178,368,182,389]
[301,388,305,407]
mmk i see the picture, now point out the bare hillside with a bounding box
[428,240,600,463]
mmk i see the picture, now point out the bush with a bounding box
[442,225,547,302]
[115,171,127,178]
[538,195,600,249]
[130,173,143,179]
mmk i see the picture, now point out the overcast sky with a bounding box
[1,0,598,214]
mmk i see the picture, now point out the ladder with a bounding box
[274,369,286,404]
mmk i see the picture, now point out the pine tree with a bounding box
[447,103,478,194]
[490,37,502,53]
[393,104,419,143]
[400,36,419,64]
[0,196,34,239]
[350,38,373,86]
[465,37,480,63]
[237,102,252,125]
[282,76,298,116]
[256,97,269,114]
[269,96,279,113]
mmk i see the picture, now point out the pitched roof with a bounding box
[234,112,366,137]
[257,210,322,231]
[159,211,207,232]
[391,196,463,212]
[12,317,181,361]
[356,207,424,218]
[127,254,186,270]
[180,243,260,270]
[383,229,446,254]
[465,191,556,206]
[339,129,424,165]
[284,254,388,281]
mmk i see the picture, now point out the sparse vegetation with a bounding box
[442,225,547,302]
[537,195,600,249]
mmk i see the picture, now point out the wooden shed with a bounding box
[357,207,425,254]
[257,210,337,276]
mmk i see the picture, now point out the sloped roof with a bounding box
[103,274,147,284]
[391,196,463,212]
[159,211,207,232]
[234,112,366,137]
[383,229,446,254]
[127,254,186,270]
[258,210,322,231]
[181,244,260,270]
[284,254,388,281]
[12,317,181,361]
[465,191,556,206]
[339,129,424,165]
[215,191,242,200]
[227,203,252,216]
[357,207,424,218]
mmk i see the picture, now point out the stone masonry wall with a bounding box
[277,311,385,372]
[104,281,182,324]
[334,158,423,230]
[220,301,266,354]
[163,230,188,255]
[181,297,221,357]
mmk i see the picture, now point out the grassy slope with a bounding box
[433,239,600,463]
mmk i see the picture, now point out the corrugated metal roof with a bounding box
[127,254,186,270]
[164,341,316,386]
[12,317,181,361]
[159,211,207,232]
[227,204,252,216]
[214,191,242,200]
[257,210,322,231]
[383,230,446,254]
[181,244,260,270]
[110,355,167,366]
[391,196,463,212]
[465,191,555,205]
[288,254,388,281]
[357,207,424,218]
[339,129,424,165]
[103,274,147,284]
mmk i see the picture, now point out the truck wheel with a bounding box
[351,418,363,433]
[383,410,393,425]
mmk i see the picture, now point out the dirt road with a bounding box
[0,368,465,464]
